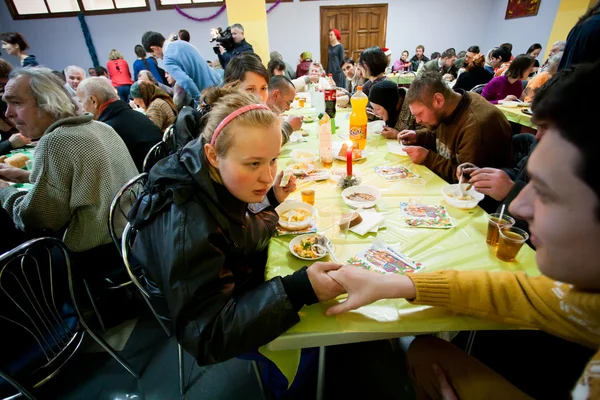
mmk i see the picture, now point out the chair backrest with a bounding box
[471,84,486,94]
[121,223,149,298]
[142,141,170,173]
[162,124,175,153]
[0,238,80,396]
[108,173,149,252]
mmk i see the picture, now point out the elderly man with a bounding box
[0,67,138,267]
[398,72,512,184]
[0,58,31,156]
[420,49,458,80]
[217,23,254,70]
[266,76,303,143]
[77,77,163,171]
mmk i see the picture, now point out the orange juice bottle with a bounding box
[349,87,368,150]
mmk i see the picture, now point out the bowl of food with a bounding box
[368,120,385,134]
[441,184,485,210]
[303,115,316,124]
[288,163,315,176]
[342,185,381,209]
[276,201,317,231]
[290,149,318,164]
[289,234,331,261]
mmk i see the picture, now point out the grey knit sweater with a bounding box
[0,114,138,252]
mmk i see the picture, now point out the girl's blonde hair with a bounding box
[201,87,279,157]
[108,49,124,60]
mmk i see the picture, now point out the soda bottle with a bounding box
[349,87,368,150]
[327,73,336,88]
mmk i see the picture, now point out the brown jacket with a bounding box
[415,90,512,183]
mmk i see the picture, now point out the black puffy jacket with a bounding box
[129,138,315,365]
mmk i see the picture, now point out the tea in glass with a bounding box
[321,156,333,169]
[299,98,306,108]
[486,213,515,246]
[497,227,529,262]
[301,189,315,205]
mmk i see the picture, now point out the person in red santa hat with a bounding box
[326,28,347,87]
[382,47,393,74]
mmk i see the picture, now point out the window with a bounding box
[154,0,290,11]
[5,0,150,19]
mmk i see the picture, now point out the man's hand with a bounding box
[0,164,30,183]
[398,130,417,145]
[218,45,226,55]
[0,179,9,189]
[272,170,297,203]
[306,262,346,302]
[434,364,458,400]
[504,95,518,102]
[469,168,515,201]
[456,162,479,182]
[381,125,399,139]
[442,73,454,81]
[286,116,304,132]
[404,146,428,164]
[8,134,31,149]
[325,265,416,315]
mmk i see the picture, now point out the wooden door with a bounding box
[320,4,388,68]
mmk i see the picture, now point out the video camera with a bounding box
[210,27,235,55]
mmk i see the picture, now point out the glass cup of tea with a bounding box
[497,227,529,262]
[321,155,334,169]
[299,98,306,108]
[486,213,515,246]
[301,189,315,205]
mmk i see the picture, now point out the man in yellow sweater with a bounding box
[326,62,600,399]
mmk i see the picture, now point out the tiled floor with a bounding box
[31,306,415,400]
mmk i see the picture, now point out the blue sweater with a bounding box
[133,57,165,84]
[163,40,222,101]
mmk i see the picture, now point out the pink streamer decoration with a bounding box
[175,0,281,22]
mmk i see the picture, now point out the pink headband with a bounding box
[210,104,271,146]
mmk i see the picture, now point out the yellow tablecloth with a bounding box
[496,105,536,129]
[386,73,416,85]
[259,108,538,386]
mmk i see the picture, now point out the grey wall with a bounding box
[0,0,561,73]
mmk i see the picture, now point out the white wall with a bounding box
[483,0,561,58]
[0,0,560,72]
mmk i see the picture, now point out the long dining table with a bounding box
[259,103,538,389]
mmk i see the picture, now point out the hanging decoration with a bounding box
[78,12,100,68]
[175,0,282,22]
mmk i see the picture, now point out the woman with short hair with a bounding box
[453,54,494,92]
[482,54,535,104]
[106,49,134,102]
[358,46,388,96]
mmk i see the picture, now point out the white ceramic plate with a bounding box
[288,163,315,176]
[342,185,381,209]
[276,201,317,231]
[333,142,366,161]
[289,234,331,261]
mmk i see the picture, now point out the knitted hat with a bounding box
[330,29,342,41]
[368,80,400,127]
[382,47,392,56]
[300,51,313,61]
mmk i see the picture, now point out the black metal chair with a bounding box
[471,83,487,94]
[0,237,138,399]
[142,141,170,173]
[162,124,175,154]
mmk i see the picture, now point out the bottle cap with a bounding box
[356,86,362,90]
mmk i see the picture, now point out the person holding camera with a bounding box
[216,23,254,70]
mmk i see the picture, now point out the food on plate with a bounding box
[280,170,293,187]
[447,193,475,201]
[338,143,362,159]
[299,129,310,137]
[346,192,376,202]
[293,236,328,259]
[303,116,315,123]
[4,153,29,169]
[341,212,363,228]
[280,209,311,223]
[290,163,310,171]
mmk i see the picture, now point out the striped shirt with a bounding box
[146,98,177,132]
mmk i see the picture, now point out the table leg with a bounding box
[317,346,326,400]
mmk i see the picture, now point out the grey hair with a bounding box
[552,40,566,51]
[270,51,283,61]
[9,67,78,120]
[231,23,244,31]
[309,62,324,75]
[64,65,86,78]
[77,77,118,104]
[547,51,563,70]
[138,70,157,84]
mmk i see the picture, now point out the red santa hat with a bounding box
[382,47,392,56]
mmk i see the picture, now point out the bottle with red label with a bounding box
[349,86,368,150]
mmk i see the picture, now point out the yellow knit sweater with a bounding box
[408,271,600,399]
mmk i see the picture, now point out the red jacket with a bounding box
[296,60,312,78]
[106,59,133,87]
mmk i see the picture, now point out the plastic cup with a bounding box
[486,213,515,246]
[407,177,427,204]
[299,98,306,108]
[331,211,352,239]
[321,155,333,169]
[301,189,315,205]
[497,227,529,262]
